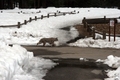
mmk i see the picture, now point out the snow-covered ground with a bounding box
[0,44,56,80]
[0,7,120,80]
[69,35,120,49]
[1,7,120,46]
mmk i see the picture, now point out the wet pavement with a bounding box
[23,46,120,60]
[23,46,119,80]
[44,66,103,80]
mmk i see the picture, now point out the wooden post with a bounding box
[104,16,106,20]
[29,17,32,22]
[9,44,13,47]
[18,22,20,28]
[109,26,110,41]
[109,19,115,41]
[93,28,95,39]
[47,14,49,18]
[57,10,59,13]
[54,13,57,17]
[103,31,106,39]
[85,22,87,29]
[87,25,92,33]
[35,16,37,21]
[114,19,116,41]
[109,20,111,41]
[41,15,43,19]
[24,20,27,24]
[87,25,90,32]
[39,10,41,13]
[63,13,66,16]
[82,17,86,28]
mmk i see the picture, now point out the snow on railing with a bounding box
[0,10,79,28]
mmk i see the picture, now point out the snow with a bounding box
[102,55,120,80]
[0,43,56,80]
[0,7,120,80]
[69,36,120,49]
[1,8,120,46]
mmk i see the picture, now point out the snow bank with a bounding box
[103,55,120,80]
[12,57,56,80]
[68,36,120,49]
[0,44,33,80]
[0,43,56,80]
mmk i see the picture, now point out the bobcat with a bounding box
[37,37,58,46]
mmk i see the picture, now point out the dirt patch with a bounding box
[74,24,92,37]
[91,24,120,34]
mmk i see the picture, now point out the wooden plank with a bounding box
[84,18,117,24]
[0,25,17,27]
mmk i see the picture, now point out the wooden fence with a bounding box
[82,16,119,41]
[0,10,79,28]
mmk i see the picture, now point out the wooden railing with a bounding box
[0,10,79,28]
[82,16,120,40]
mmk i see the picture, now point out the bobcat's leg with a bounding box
[43,42,46,46]
[37,41,41,45]
[52,43,55,47]
[49,42,54,47]
[37,42,39,45]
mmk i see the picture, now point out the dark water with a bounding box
[44,66,104,80]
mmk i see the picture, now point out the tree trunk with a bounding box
[42,0,47,8]
[0,0,4,9]
[9,0,13,9]
[37,0,40,8]
[19,0,23,8]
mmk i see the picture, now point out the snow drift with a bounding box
[0,43,56,80]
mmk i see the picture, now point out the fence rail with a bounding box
[82,16,118,24]
[0,11,78,28]
[82,16,120,40]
